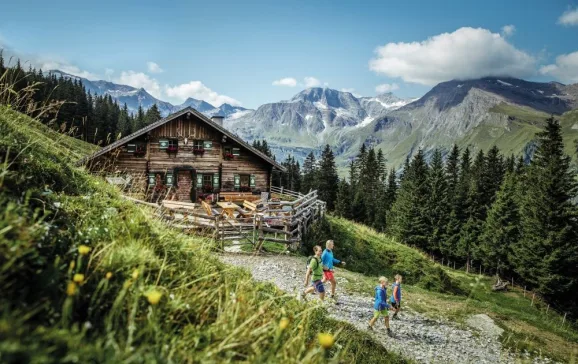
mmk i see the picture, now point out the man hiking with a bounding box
[368,276,392,336]
[390,274,402,319]
[321,240,346,300]
[301,245,325,301]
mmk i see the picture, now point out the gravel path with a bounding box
[219,254,556,364]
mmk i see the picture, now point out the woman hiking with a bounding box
[321,240,346,300]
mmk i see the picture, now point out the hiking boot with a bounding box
[392,313,399,320]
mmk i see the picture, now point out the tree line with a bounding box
[262,117,578,317]
[0,55,161,145]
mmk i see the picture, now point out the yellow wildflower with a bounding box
[318,333,334,349]
[279,317,290,330]
[73,273,85,284]
[105,272,113,280]
[145,290,162,305]
[78,245,91,255]
[69,261,75,269]
[66,282,77,296]
[132,269,139,279]
[123,280,132,289]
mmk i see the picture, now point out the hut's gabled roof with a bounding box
[77,106,285,171]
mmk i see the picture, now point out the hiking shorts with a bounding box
[373,308,388,318]
[312,280,325,293]
[323,270,334,281]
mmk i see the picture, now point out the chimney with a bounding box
[211,115,224,127]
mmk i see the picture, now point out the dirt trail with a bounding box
[220,254,556,364]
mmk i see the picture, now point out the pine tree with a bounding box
[389,150,430,248]
[427,149,450,254]
[479,172,520,276]
[144,104,161,125]
[317,145,339,211]
[335,178,352,218]
[135,106,146,130]
[511,118,578,309]
[458,150,486,272]
[482,146,505,207]
[444,147,471,259]
[301,152,318,194]
[116,103,132,138]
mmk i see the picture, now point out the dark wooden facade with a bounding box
[84,108,282,202]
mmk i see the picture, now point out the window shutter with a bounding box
[250,174,256,187]
[196,174,203,188]
[232,147,240,156]
[148,173,156,186]
[213,173,220,188]
[159,139,169,150]
[127,143,136,152]
[203,140,213,149]
[166,173,174,187]
[234,174,240,188]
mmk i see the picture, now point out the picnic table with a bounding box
[217,201,238,219]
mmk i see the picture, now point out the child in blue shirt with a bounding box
[368,276,392,336]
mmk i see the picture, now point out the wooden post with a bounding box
[546,304,550,314]
[562,313,567,326]
[531,293,535,306]
[511,277,514,287]
[442,258,444,266]
[479,265,482,275]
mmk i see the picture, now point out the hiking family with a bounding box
[302,240,402,337]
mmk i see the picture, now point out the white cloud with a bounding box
[369,27,536,85]
[147,61,164,73]
[272,77,298,87]
[165,81,241,106]
[375,83,400,93]
[304,76,321,87]
[539,51,578,83]
[501,24,516,37]
[558,8,578,26]
[115,71,162,98]
[0,37,99,80]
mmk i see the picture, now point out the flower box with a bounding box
[134,147,146,157]
[203,184,213,193]
[224,153,234,160]
[167,146,178,153]
[240,186,251,192]
[193,148,205,156]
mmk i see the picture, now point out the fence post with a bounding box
[562,313,567,326]
[479,265,482,275]
[511,277,514,287]
[531,293,535,306]
[442,258,444,266]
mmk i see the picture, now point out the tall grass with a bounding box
[0,76,405,362]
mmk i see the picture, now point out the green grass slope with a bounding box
[304,216,578,362]
[0,106,406,363]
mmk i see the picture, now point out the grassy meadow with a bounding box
[0,106,407,363]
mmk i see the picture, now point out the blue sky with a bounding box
[1,0,578,108]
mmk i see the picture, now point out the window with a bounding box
[236,174,253,192]
[193,140,204,149]
[159,139,169,150]
[198,173,214,193]
[127,143,146,156]
[203,140,213,150]
[233,147,240,157]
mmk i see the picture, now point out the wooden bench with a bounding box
[162,200,197,210]
[201,200,221,217]
[219,192,262,203]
